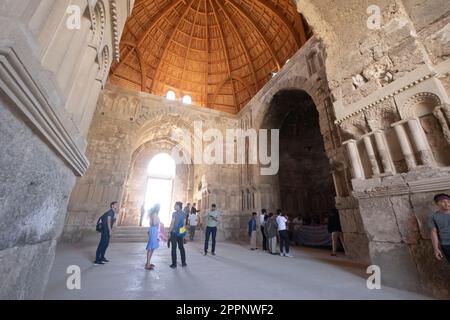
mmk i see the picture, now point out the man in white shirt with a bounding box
[188,210,198,241]
[276,209,293,257]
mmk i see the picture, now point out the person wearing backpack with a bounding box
[94,201,118,265]
[168,201,187,268]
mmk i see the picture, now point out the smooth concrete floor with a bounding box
[44,239,431,300]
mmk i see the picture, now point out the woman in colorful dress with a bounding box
[145,204,160,270]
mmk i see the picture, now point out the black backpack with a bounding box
[96,214,105,233]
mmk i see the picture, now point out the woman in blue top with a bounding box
[145,204,160,270]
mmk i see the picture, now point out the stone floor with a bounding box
[44,239,431,300]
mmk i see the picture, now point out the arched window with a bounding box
[143,153,176,227]
[166,90,176,101]
[182,95,192,104]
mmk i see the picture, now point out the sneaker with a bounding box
[101,258,110,263]
[285,253,294,258]
[182,263,187,267]
[280,252,285,257]
[169,264,177,268]
[94,261,105,265]
[211,252,216,256]
[204,252,208,256]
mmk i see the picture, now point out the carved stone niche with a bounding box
[401,93,450,167]
[102,94,142,121]
[339,113,370,140]
[400,92,441,119]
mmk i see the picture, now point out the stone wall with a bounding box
[293,0,450,297]
[63,84,246,241]
[0,0,131,298]
[0,94,75,299]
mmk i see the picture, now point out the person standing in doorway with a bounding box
[168,201,187,268]
[276,209,293,258]
[145,204,160,270]
[429,193,450,264]
[248,212,258,250]
[189,209,198,241]
[204,204,221,256]
[139,203,145,226]
[94,201,118,265]
[328,208,346,256]
[260,209,268,251]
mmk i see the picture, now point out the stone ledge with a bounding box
[0,46,89,176]
[352,167,450,198]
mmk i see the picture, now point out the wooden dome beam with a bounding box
[255,0,303,47]
[204,0,209,107]
[214,0,258,95]
[113,0,185,72]
[150,0,197,93]
[179,0,202,88]
[209,0,237,110]
[226,0,281,71]
[212,75,252,108]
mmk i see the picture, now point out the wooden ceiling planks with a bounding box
[110,0,308,114]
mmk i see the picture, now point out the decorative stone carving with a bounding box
[352,74,366,89]
[400,92,441,119]
[339,113,369,139]
[364,98,399,131]
[362,55,394,87]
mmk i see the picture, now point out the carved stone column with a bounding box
[343,139,364,179]
[407,118,435,167]
[362,134,380,177]
[433,104,450,147]
[373,130,394,175]
[392,120,417,170]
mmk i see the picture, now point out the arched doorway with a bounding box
[262,89,336,227]
[143,153,176,227]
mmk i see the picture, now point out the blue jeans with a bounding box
[204,226,217,253]
[95,230,110,262]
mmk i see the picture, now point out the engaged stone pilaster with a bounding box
[343,139,364,179]
[407,118,435,167]
[392,120,417,171]
[373,130,394,175]
[362,134,380,177]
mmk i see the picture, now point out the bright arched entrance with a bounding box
[143,153,176,227]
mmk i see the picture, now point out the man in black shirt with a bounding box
[94,201,118,265]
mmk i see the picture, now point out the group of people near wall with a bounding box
[247,208,345,257]
[93,193,450,268]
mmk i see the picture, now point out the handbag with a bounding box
[177,220,186,237]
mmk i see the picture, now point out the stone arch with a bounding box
[133,113,202,158]
[400,92,442,119]
[119,137,194,226]
[254,75,321,130]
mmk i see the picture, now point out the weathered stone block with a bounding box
[358,197,402,242]
[340,209,357,233]
[390,195,420,244]
[0,240,56,299]
[369,242,422,293]
[343,233,370,264]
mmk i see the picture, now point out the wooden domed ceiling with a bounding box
[110,0,308,114]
